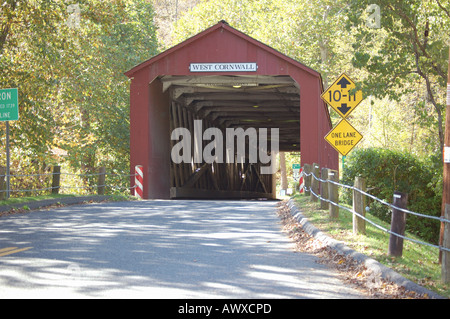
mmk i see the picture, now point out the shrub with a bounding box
[341,148,442,244]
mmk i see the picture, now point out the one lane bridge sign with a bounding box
[324,119,363,156]
[321,73,363,118]
[0,88,19,122]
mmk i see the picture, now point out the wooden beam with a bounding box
[197,105,299,113]
[187,92,299,101]
[251,164,269,194]
[161,75,298,92]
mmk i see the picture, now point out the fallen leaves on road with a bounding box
[276,201,430,299]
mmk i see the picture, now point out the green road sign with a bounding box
[0,88,19,121]
[292,163,301,169]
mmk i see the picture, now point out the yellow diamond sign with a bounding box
[325,119,363,156]
[321,73,363,118]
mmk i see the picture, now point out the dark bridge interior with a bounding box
[163,75,300,199]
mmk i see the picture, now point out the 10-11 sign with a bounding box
[321,73,363,119]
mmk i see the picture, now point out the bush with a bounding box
[341,148,442,244]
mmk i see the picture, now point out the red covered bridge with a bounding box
[125,21,338,199]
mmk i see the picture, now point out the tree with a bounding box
[172,0,355,125]
[153,0,201,49]
[0,0,159,193]
[53,0,159,175]
[346,0,450,153]
[279,152,288,190]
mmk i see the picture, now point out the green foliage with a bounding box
[345,0,450,150]
[342,148,442,244]
[172,0,354,86]
[0,0,158,194]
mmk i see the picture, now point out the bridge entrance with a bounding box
[125,21,338,199]
[165,74,298,199]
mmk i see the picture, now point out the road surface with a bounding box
[0,199,364,298]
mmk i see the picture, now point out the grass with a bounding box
[0,193,136,207]
[291,193,450,298]
[0,194,78,206]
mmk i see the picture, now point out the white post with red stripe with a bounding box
[299,168,304,193]
[134,165,144,199]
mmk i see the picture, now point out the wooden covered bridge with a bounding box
[125,21,338,199]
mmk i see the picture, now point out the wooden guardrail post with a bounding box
[310,163,320,202]
[0,166,6,200]
[303,164,311,196]
[51,166,61,195]
[97,167,106,195]
[442,204,450,283]
[320,167,329,209]
[328,169,339,219]
[353,176,366,235]
[388,191,408,257]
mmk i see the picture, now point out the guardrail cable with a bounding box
[302,170,450,253]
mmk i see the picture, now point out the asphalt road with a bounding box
[0,199,365,298]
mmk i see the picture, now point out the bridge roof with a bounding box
[125,20,322,80]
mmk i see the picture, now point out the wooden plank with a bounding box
[180,105,191,185]
[310,163,320,202]
[251,164,269,194]
[161,75,299,92]
[169,102,175,187]
[208,164,220,190]
[320,167,329,209]
[353,176,366,235]
[328,169,339,219]
[171,102,182,188]
[388,192,408,257]
[240,164,252,191]
[182,163,209,189]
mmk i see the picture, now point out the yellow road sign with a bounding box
[325,119,363,156]
[321,73,363,118]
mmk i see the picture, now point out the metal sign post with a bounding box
[292,163,300,182]
[0,88,19,199]
[6,121,10,199]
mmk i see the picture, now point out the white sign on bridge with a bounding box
[189,62,258,72]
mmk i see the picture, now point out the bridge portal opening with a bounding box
[163,74,300,199]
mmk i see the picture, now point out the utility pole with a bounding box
[441,47,450,262]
